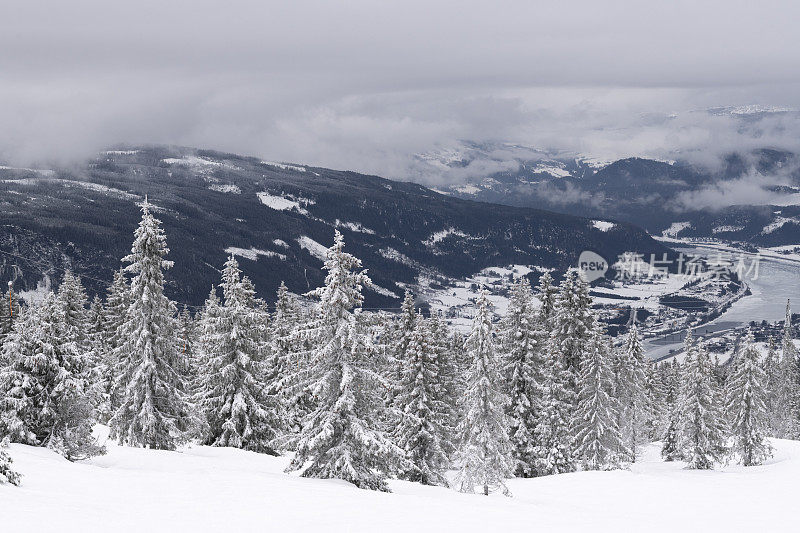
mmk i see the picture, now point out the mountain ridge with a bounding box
[0,145,668,307]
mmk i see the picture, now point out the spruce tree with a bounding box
[453,288,514,496]
[177,305,197,378]
[550,270,595,385]
[500,277,544,477]
[532,345,575,475]
[56,270,90,351]
[396,290,417,361]
[393,315,450,486]
[535,271,557,326]
[195,287,222,393]
[286,231,404,491]
[197,256,280,453]
[110,199,191,450]
[643,360,665,442]
[726,331,772,466]
[0,283,20,348]
[427,311,459,456]
[101,269,130,413]
[0,292,102,460]
[779,300,800,438]
[763,335,784,437]
[661,360,681,461]
[616,321,650,461]
[0,437,21,486]
[573,328,627,470]
[88,295,111,420]
[677,330,728,469]
[270,281,305,443]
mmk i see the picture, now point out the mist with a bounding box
[3,0,800,184]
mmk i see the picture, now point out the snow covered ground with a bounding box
[3,434,800,532]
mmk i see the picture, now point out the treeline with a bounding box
[0,202,797,492]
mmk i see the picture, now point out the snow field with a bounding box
[3,437,800,532]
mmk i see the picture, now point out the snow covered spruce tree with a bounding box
[56,271,103,409]
[393,314,451,486]
[195,287,222,391]
[56,271,90,350]
[500,276,545,477]
[762,335,785,437]
[550,269,595,386]
[0,283,20,349]
[100,269,130,414]
[110,199,192,450]
[0,292,102,460]
[661,360,682,461]
[286,230,404,491]
[615,318,650,461]
[384,291,416,394]
[726,330,772,466]
[677,330,728,469]
[177,305,197,378]
[196,255,280,454]
[454,288,514,496]
[535,271,558,325]
[427,311,459,455]
[0,437,21,486]
[269,281,304,439]
[88,295,111,420]
[271,282,301,376]
[394,290,417,365]
[573,327,627,470]
[643,359,665,442]
[532,343,576,476]
[778,301,800,438]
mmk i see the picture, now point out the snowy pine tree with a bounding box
[661,360,682,461]
[616,319,650,461]
[726,330,772,466]
[677,330,728,469]
[0,283,20,348]
[101,269,130,414]
[550,270,595,385]
[0,292,103,460]
[0,437,21,486]
[110,199,191,450]
[573,327,627,470]
[427,311,459,456]
[643,360,664,442]
[393,315,450,486]
[532,345,576,476]
[778,300,800,438]
[286,231,404,491]
[56,270,90,351]
[500,276,545,477]
[196,256,280,453]
[763,335,784,437]
[535,271,557,326]
[453,288,514,496]
[177,305,197,378]
[270,281,306,443]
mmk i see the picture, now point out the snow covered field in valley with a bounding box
[3,433,799,532]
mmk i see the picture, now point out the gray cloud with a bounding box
[2,0,800,182]
[671,170,797,211]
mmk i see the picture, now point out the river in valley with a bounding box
[644,244,800,359]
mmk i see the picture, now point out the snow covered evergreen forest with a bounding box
[2,200,800,530]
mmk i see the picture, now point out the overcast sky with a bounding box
[3,0,800,182]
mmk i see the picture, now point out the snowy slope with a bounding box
[3,435,799,532]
